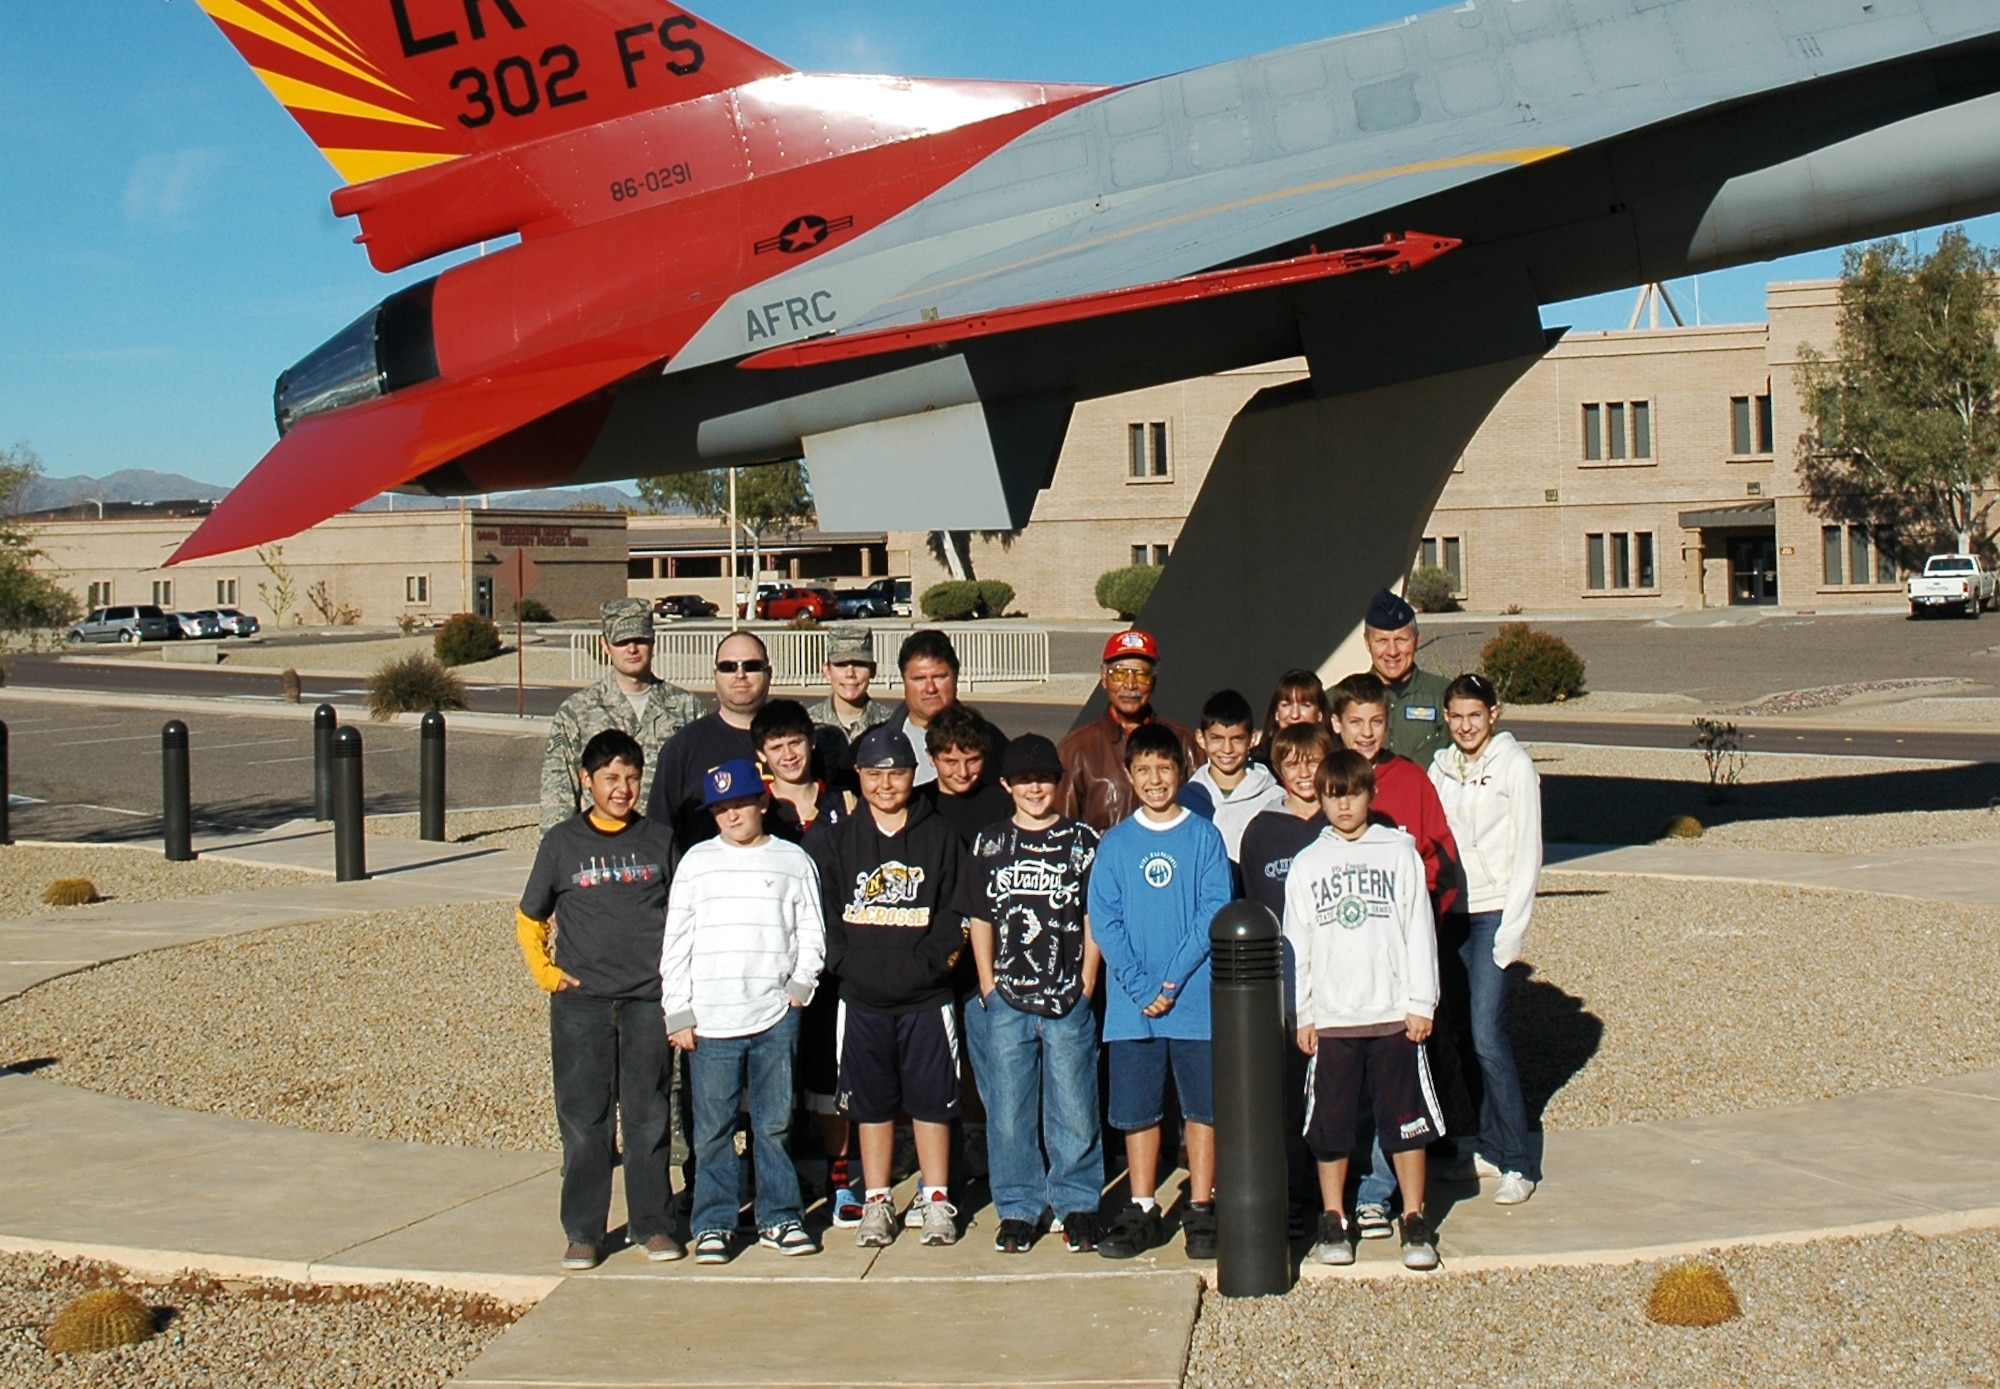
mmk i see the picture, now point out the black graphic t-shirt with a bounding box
[519,813,679,1000]
[971,817,1100,1017]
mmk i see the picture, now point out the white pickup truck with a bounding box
[1908,553,1998,618]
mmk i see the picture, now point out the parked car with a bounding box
[196,607,261,637]
[652,593,719,619]
[1907,553,1997,618]
[755,584,837,621]
[67,605,180,644]
[832,587,891,618]
[864,577,912,617]
[172,611,225,639]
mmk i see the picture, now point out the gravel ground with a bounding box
[1718,678,1965,715]
[1822,694,2000,724]
[1186,1227,2000,1389]
[366,807,540,853]
[1523,877,2000,1127]
[0,1251,519,1389]
[0,846,314,922]
[0,902,555,1152]
[1525,742,2000,850]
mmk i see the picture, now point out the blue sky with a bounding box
[4,0,1995,488]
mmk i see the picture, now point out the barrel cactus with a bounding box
[45,1287,157,1354]
[41,878,101,907]
[1644,1261,1740,1327]
[1657,815,1705,840]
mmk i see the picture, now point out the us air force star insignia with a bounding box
[1337,896,1369,929]
[755,214,856,255]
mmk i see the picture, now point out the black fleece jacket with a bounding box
[816,795,972,1014]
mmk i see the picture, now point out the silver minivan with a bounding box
[68,605,180,643]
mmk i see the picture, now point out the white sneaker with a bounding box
[1494,1172,1536,1205]
[1443,1152,1503,1182]
[905,1192,936,1229]
[920,1197,960,1246]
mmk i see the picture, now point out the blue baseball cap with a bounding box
[702,759,767,808]
[854,723,918,770]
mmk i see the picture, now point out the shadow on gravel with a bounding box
[1508,966,1604,1127]
[1541,761,2000,844]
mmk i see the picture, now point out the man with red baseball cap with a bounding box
[1056,629,1200,832]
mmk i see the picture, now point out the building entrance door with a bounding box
[1727,535,1778,606]
[475,577,494,619]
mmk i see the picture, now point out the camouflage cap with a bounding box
[601,598,655,645]
[824,624,875,666]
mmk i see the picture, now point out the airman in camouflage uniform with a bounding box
[806,625,894,773]
[539,599,703,831]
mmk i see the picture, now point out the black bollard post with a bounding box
[0,720,10,846]
[1210,901,1291,1297]
[162,720,196,862]
[332,725,367,882]
[312,704,337,821]
[419,711,446,842]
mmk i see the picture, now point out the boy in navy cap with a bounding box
[816,723,977,1248]
[1363,588,1452,768]
[662,758,826,1263]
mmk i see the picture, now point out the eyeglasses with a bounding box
[715,659,770,674]
[1105,666,1155,686]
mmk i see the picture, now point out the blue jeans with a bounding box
[1461,911,1536,1179]
[550,991,675,1246]
[687,1009,805,1237]
[966,996,1104,1224]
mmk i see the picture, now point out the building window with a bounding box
[151,579,173,607]
[1152,543,1171,566]
[627,557,656,581]
[87,581,112,608]
[1582,401,1653,461]
[1822,524,1896,586]
[1731,391,1775,455]
[1586,532,1656,591]
[1130,544,1170,568]
[1127,421,1170,479]
[215,578,237,605]
[1419,536,1463,591]
[405,574,429,604]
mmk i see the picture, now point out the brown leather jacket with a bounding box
[1057,707,1201,833]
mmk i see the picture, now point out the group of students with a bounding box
[516,596,1543,1274]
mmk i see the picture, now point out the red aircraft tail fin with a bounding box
[193,1,792,184]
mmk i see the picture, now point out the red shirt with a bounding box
[1369,753,1464,917]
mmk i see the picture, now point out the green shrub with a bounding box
[1479,623,1585,705]
[1095,565,1162,620]
[1406,566,1458,614]
[974,580,1015,617]
[366,653,468,722]
[433,612,502,666]
[515,598,554,623]
[920,581,984,621]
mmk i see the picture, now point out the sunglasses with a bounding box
[715,659,770,674]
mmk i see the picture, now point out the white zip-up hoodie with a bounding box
[1428,730,1542,968]
[661,835,825,1039]
[1282,823,1437,1032]
[1182,759,1285,861]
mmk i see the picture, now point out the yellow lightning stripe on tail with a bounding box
[252,68,442,130]
[195,0,406,98]
[258,0,378,70]
[320,147,458,183]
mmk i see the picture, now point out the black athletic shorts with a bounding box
[836,1001,962,1125]
[1303,1031,1445,1161]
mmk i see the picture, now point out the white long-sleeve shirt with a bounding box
[1282,823,1437,1033]
[1181,760,1285,862]
[1428,731,1542,968]
[661,835,825,1039]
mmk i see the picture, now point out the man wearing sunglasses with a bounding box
[646,630,774,846]
[540,599,702,832]
[1056,630,1199,833]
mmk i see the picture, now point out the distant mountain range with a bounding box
[16,471,648,515]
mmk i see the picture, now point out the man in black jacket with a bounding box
[818,724,975,1249]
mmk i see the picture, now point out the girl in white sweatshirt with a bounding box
[1428,673,1541,1205]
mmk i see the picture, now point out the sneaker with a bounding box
[856,1197,898,1248]
[1307,1212,1356,1266]
[921,1197,960,1246]
[1097,1203,1165,1260]
[643,1233,686,1263]
[1355,1204,1394,1239]
[831,1186,864,1228]
[1494,1172,1536,1206]
[1181,1201,1218,1262]
[1442,1152,1502,1182]
[1400,1212,1439,1271]
[760,1221,818,1256]
[561,1241,599,1271]
[693,1231,731,1264]
[993,1218,1037,1253]
[1061,1210,1102,1254]
[905,1191,940,1229]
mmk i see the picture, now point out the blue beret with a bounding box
[1365,588,1416,631]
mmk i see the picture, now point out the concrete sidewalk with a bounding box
[1547,839,2000,907]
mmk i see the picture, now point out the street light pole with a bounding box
[728,466,741,630]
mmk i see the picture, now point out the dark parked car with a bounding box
[195,607,261,636]
[653,594,719,619]
[756,585,837,621]
[68,605,180,644]
[832,588,891,618]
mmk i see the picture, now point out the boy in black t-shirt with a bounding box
[923,704,1014,844]
[965,734,1105,1254]
[516,730,684,1271]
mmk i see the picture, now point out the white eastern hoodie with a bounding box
[1182,760,1285,862]
[1282,823,1437,1033]
[1428,730,1542,968]
[661,835,825,1039]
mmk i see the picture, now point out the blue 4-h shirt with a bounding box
[1087,808,1231,1043]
